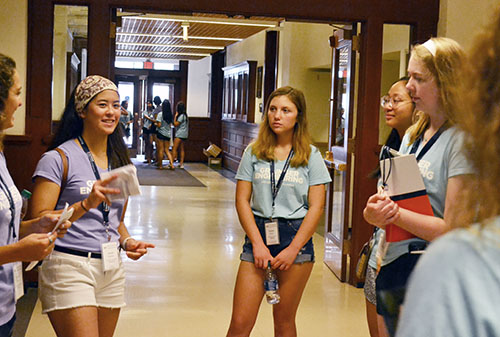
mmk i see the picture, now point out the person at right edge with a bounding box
[363,37,474,336]
[396,7,500,337]
[226,86,331,337]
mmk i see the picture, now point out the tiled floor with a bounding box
[25,163,369,336]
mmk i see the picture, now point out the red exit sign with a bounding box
[143,61,153,69]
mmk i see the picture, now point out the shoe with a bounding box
[143,160,149,163]
[167,165,175,170]
[179,165,184,169]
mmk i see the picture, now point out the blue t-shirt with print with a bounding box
[33,139,125,253]
[383,126,473,265]
[0,152,22,325]
[235,144,331,219]
[396,219,500,337]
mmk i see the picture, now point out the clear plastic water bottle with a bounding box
[264,262,280,304]
[20,189,32,220]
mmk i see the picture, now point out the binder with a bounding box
[380,153,434,242]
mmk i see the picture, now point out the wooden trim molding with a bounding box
[222,61,257,123]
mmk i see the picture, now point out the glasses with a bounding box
[380,95,412,109]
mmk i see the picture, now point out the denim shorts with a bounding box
[240,215,315,264]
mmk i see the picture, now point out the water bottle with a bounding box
[264,262,280,304]
[20,189,32,220]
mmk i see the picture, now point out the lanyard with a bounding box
[77,136,111,241]
[410,123,447,161]
[270,149,294,211]
[0,175,16,238]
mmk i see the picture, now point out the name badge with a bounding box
[101,242,120,271]
[265,220,280,245]
[13,262,24,301]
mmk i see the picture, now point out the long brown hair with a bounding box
[0,54,17,151]
[406,37,466,145]
[457,7,500,227]
[252,86,312,167]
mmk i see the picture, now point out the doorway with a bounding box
[324,27,358,282]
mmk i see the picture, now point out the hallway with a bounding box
[25,164,368,336]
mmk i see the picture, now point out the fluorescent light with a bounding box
[122,14,278,28]
[181,22,189,41]
[116,49,210,57]
[116,42,224,50]
[116,32,242,42]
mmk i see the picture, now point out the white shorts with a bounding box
[38,250,126,313]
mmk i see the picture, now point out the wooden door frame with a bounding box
[11,0,438,286]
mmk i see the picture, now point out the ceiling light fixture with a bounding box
[123,14,278,28]
[181,22,190,41]
[116,32,243,42]
[116,42,224,50]
[116,49,210,57]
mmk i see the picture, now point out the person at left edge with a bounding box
[29,75,155,337]
[0,53,71,337]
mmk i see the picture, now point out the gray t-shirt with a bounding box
[235,144,331,219]
[383,126,473,265]
[156,112,172,138]
[33,139,125,253]
[0,152,22,325]
[175,114,189,139]
[396,219,500,337]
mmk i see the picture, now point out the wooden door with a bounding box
[324,27,358,282]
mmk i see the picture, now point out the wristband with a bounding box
[122,237,134,250]
[81,200,89,212]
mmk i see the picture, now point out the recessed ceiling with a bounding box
[115,12,283,61]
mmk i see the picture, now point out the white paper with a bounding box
[380,154,426,196]
[25,203,74,271]
[100,164,141,201]
[13,262,24,300]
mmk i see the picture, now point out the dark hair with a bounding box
[369,76,414,179]
[153,96,162,107]
[121,100,128,108]
[146,100,153,111]
[50,87,131,169]
[0,53,16,112]
[162,99,173,124]
[176,101,187,116]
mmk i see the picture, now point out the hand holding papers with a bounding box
[100,164,141,201]
[380,149,434,242]
[25,203,74,271]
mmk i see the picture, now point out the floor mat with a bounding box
[133,160,206,187]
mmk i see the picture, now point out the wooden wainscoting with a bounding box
[222,120,259,172]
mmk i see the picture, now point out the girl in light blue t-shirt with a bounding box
[226,86,331,337]
[363,38,473,336]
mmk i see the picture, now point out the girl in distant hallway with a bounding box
[155,99,175,170]
[172,101,188,169]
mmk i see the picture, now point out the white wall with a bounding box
[0,0,28,135]
[279,22,333,144]
[438,0,499,50]
[186,56,211,118]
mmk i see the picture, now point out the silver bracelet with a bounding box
[122,237,134,250]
